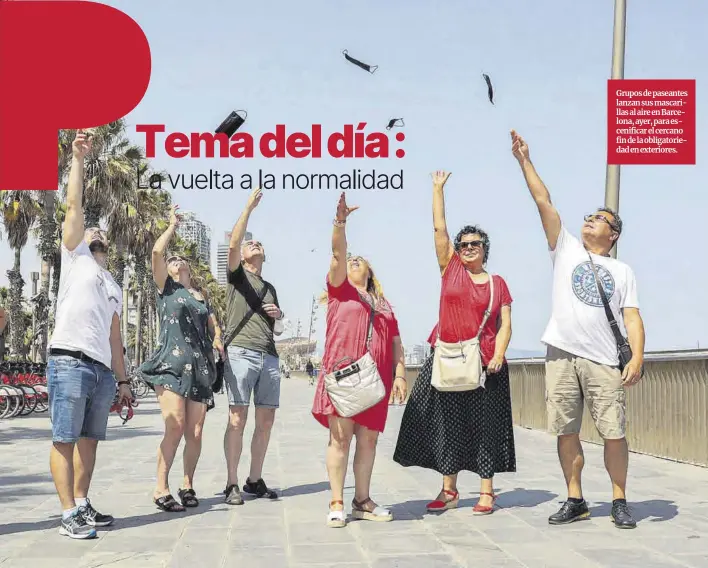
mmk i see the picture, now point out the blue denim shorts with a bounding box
[224,346,280,408]
[47,355,116,443]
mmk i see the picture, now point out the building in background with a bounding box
[177,211,211,265]
[216,230,251,286]
[406,342,431,366]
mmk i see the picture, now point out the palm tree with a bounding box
[2,191,40,358]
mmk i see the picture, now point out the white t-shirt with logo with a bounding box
[541,225,639,366]
[49,240,123,369]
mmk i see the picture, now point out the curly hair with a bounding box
[454,225,490,264]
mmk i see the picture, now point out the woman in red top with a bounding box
[394,170,516,515]
[312,192,408,528]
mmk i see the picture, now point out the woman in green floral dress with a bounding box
[140,205,224,512]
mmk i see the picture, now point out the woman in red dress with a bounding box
[312,192,408,528]
[393,170,516,516]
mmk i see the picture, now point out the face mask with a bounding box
[483,73,494,105]
[215,110,247,137]
[386,118,404,130]
[89,241,108,254]
[342,49,378,74]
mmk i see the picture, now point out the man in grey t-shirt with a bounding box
[222,188,284,505]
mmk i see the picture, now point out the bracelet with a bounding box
[333,218,346,227]
[117,380,130,386]
[395,376,406,381]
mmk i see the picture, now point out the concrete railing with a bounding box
[402,350,708,467]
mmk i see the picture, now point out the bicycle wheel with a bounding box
[33,384,49,412]
[10,386,25,417]
[0,386,14,419]
[17,384,38,415]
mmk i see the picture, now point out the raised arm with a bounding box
[228,187,262,272]
[152,205,180,293]
[328,192,358,288]
[511,130,562,251]
[431,170,455,273]
[63,131,92,251]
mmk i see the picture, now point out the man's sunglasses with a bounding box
[584,214,619,232]
[457,240,484,250]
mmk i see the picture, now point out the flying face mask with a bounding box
[386,118,404,130]
[483,74,494,105]
[216,110,248,137]
[342,50,378,74]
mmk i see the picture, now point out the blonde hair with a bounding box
[319,258,385,306]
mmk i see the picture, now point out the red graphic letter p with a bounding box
[0,1,151,190]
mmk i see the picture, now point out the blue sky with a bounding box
[3,0,707,354]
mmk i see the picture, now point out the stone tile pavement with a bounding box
[1,377,707,567]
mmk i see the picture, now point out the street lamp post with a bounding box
[604,0,627,259]
[307,295,317,359]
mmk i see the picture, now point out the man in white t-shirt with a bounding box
[47,130,133,540]
[511,130,646,530]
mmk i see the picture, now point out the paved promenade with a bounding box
[1,377,707,568]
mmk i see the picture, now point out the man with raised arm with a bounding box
[511,129,645,529]
[222,188,284,505]
[47,130,133,539]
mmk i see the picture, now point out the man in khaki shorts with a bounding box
[512,130,646,529]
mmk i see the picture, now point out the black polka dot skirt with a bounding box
[393,352,516,478]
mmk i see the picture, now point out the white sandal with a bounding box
[351,497,393,522]
[327,500,346,528]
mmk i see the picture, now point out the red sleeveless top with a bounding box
[427,253,513,365]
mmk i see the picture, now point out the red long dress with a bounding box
[312,276,400,433]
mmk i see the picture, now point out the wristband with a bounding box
[117,380,130,386]
[395,376,406,381]
[333,218,346,227]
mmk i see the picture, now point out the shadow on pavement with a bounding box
[589,499,679,522]
[280,481,330,497]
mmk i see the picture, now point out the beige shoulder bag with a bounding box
[324,297,386,417]
[431,274,495,392]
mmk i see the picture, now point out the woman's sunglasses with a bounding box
[457,240,484,250]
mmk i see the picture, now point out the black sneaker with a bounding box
[610,499,637,529]
[548,499,590,525]
[243,478,278,499]
[81,499,114,527]
[224,484,244,505]
[59,509,97,539]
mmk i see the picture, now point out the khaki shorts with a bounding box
[545,345,626,439]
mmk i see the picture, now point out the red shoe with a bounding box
[473,492,497,515]
[426,489,459,512]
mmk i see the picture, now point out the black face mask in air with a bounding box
[483,73,494,105]
[342,50,378,74]
[215,110,248,137]
[386,118,404,130]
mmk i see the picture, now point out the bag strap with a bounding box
[359,293,376,350]
[586,252,627,347]
[475,274,495,340]
[226,282,271,346]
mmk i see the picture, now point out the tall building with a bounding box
[216,230,251,286]
[177,211,211,265]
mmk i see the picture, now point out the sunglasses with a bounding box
[457,240,484,250]
[584,214,618,232]
[166,256,187,264]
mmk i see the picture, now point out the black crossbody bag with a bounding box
[586,252,643,376]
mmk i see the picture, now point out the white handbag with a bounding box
[324,299,386,417]
[431,274,495,392]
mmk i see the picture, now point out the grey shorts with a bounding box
[224,346,281,408]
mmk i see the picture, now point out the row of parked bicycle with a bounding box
[0,361,152,421]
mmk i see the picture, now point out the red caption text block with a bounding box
[607,79,696,165]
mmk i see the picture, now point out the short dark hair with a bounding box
[597,207,623,235]
[454,225,490,264]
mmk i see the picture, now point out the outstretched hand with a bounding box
[169,204,181,227]
[335,192,359,222]
[431,170,451,187]
[510,130,529,162]
[72,130,93,159]
[247,187,263,211]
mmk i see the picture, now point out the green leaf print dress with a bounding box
[139,277,216,408]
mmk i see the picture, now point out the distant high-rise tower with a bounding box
[176,211,211,265]
[217,231,252,286]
